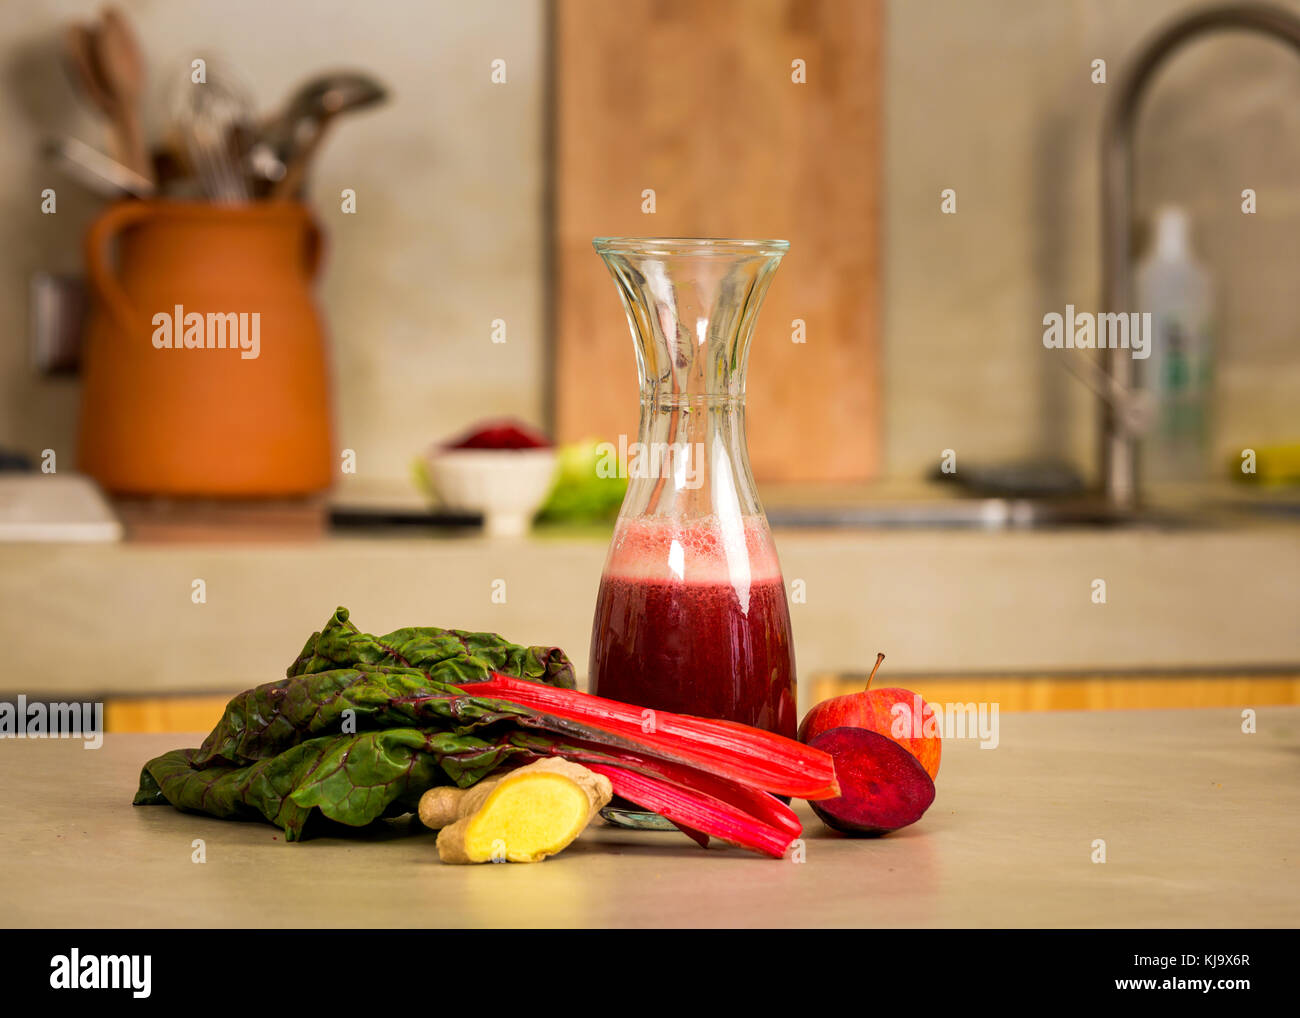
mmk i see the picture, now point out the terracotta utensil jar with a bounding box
[78,200,334,495]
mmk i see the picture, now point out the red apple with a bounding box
[797,653,941,780]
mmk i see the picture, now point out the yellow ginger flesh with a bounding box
[422,758,612,864]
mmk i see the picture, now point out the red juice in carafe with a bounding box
[589,515,797,738]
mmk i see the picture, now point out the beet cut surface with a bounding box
[806,726,936,835]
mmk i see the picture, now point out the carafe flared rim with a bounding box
[593,236,789,257]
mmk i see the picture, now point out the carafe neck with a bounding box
[595,238,787,404]
[595,238,787,522]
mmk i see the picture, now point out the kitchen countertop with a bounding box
[4,521,1298,700]
[3,707,1296,927]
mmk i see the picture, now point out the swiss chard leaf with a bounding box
[287,607,575,689]
[135,729,522,842]
[191,666,531,768]
[136,608,579,841]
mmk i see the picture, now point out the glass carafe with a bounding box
[587,237,797,828]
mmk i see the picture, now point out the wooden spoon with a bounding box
[90,6,152,183]
[61,24,116,119]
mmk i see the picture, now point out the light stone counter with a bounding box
[1,708,1295,927]
[0,523,1296,702]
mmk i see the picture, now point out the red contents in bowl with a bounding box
[443,419,552,450]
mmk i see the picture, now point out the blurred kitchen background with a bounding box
[1,0,1296,728]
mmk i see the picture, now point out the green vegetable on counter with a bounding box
[133,608,574,840]
[134,607,838,856]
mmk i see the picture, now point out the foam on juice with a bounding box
[589,513,797,736]
[601,514,785,586]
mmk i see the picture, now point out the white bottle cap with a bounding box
[1153,205,1190,260]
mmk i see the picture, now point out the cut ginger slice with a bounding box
[432,759,612,864]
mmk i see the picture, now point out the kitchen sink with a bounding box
[766,498,1202,530]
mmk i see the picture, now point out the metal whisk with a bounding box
[171,61,253,204]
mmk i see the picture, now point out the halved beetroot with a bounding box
[807,726,936,835]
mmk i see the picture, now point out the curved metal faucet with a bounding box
[1100,2,1300,510]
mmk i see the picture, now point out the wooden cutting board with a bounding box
[552,0,882,482]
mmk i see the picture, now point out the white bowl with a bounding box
[424,447,557,537]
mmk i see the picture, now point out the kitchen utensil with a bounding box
[79,200,333,495]
[148,143,189,194]
[246,142,286,190]
[61,24,116,118]
[269,120,333,200]
[256,72,388,198]
[586,237,797,829]
[44,136,155,198]
[171,62,254,203]
[88,6,152,182]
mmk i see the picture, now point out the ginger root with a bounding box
[417,786,467,831]
[421,759,613,864]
